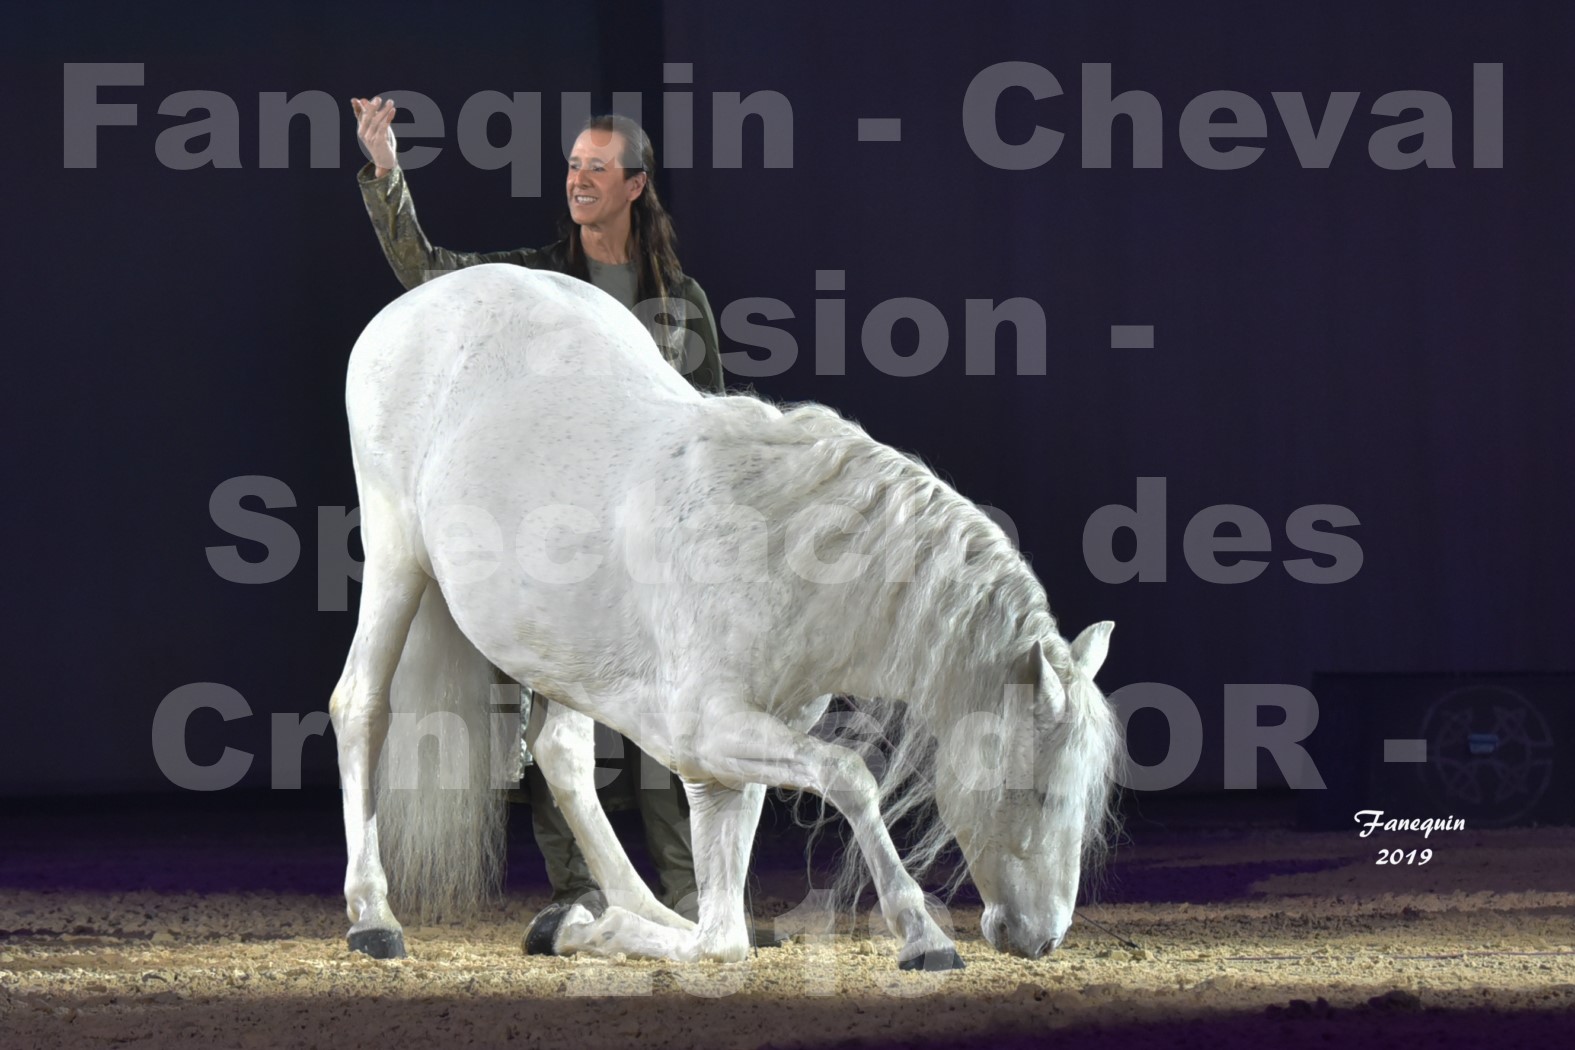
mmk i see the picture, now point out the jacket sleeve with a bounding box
[356,162,542,290]
[674,278,727,395]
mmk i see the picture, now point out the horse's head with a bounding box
[937,621,1119,959]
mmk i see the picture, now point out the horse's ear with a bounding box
[1070,621,1115,679]
[1029,639,1067,718]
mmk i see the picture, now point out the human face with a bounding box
[566,129,646,229]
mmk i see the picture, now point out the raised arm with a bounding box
[353,96,399,179]
[351,96,540,290]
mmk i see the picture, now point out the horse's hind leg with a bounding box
[551,781,763,963]
[328,541,427,960]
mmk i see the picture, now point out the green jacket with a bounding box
[356,163,725,394]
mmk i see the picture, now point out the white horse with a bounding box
[330,264,1122,970]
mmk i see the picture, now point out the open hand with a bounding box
[351,97,398,177]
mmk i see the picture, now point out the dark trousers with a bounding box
[525,733,698,921]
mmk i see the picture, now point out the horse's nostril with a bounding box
[993,918,1009,948]
[1034,939,1053,959]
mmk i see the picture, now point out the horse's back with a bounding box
[346,264,696,497]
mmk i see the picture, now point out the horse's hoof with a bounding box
[899,947,965,972]
[347,928,406,959]
[523,902,576,956]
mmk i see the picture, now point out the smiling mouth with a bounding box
[572,195,598,205]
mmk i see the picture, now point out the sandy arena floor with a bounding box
[1,796,1571,1048]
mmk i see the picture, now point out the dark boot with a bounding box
[524,762,600,906]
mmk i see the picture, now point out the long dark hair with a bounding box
[556,115,684,307]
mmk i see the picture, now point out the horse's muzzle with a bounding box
[982,907,1066,959]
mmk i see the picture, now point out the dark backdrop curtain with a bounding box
[2,2,1569,793]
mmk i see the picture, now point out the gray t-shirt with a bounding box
[586,257,638,311]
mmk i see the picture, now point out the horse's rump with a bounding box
[345,265,697,503]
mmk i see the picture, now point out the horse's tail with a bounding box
[375,580,508,923]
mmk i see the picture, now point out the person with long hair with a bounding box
[349,97,716,921]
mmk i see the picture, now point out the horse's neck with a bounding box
[699,403,1021,726]
[817,579,998,733]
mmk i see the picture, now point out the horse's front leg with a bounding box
[522,699,694,953]
[684,780,764,961]
[551,781,764,963]
[692,710,964,971]
[328,564,427,960]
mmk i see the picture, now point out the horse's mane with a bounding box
[698,399,1122,910]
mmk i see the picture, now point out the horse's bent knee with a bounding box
[820,747,876,797]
